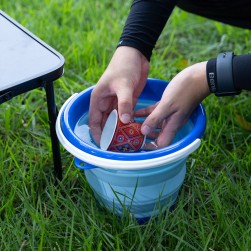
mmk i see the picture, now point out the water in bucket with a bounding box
[73,98,194,152]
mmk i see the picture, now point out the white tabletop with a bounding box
[0,11,64,91]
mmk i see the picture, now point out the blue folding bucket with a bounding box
[56,78,206,220]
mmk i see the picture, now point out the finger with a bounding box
[134,103,158,117]
[141,141,159,151]
[146,131,160,140]
[156,116,180,147]
[140,104,170,136]
[101,112,109,130]
[116,84,134,124]
[88,109,103,146]
[88,91,101,145]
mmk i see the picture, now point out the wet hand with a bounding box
[135,62,210,149]
[88,46,150,145]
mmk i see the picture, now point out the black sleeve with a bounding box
[206,54,251,93]
[117,0,177,61]
[232,54,251,91]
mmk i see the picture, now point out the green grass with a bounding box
[1,0,251,250]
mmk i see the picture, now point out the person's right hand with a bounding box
[88,46,150,145]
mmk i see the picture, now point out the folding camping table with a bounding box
[0,10,64,180]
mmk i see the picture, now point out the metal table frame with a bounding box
[0,10,64,180]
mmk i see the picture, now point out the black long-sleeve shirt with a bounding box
[117,0,251,92]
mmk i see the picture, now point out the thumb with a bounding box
[141,105,167,136]
[116,84,134,124]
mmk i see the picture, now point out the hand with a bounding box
[88,46,150,145]
[135,61,210,149]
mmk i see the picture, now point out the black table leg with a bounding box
[45,81,63,180]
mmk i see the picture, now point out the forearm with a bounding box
[117,0,177,61]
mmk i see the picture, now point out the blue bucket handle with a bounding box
[74,157,97,170]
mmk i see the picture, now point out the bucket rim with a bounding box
[58,79,206,161]
[56,113,201,170]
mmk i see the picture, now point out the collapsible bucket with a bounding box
[56,78,206,220]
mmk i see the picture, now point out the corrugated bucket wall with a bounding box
[56,79,206,220]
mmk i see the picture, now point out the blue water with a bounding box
[73,99,194,152]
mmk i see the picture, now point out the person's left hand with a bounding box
[135,61,210,149]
